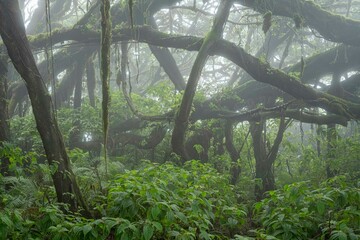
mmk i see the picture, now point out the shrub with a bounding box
[107,160,247,239]
[253,176,360,239]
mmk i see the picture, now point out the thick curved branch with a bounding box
[236,0,360,46]
[148,45,186,91]
[117,125,166,149]
[147,16,186,91]
[199,107,348,127]
[288,44,360,84]
[171,0,233,160]
[19,27,360,119]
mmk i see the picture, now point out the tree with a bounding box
[2,0,360,200]
[0,49,10,177]
[0,0,88,214]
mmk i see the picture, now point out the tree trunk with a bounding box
[171,0,233,160]
[326,123,338,178]
[250,115,287,201]
[225,121,241,185]
[0,0,89,214]
[250,120,274,201]
[0,52,10,177]
[69,56,87,149]
[86,59,96,108]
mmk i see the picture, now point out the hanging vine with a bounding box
[45,0,56,111]
[100,0,111,177]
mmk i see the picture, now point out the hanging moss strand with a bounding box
[100,0,111,177]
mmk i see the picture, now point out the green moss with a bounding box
[293,14,303,29]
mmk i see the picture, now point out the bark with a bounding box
[325,73,341,178]
[8,81,28,116]
[55,66,77,108]
[342,73,360,92]
[171,0,233,160]
[225,121,241,185]
[86,59,96,108]
[185,129,212,162]
[0,1,89,214]
[288,45,360,85]
[326,124,338,178]
[25,25,360,120]
[117,125,166,150]
[250,120,270,201]
[9,47,96,111]
[26,0,46,34]
[54,50,92,108]
[147,16,186,91]
[100,0,112,178]
[148,45,186,91]
[236,0,360,47]
[250,114,288,201]
[69,55,88,149]
[119,41,128,87]
[0,53,10,176]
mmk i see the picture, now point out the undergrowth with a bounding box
[0,150,359,240]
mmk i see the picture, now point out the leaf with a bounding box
[120,232,129,240]
[175,211,188,224]
[104,218,118,230]
[168,230,180,237]
[73,225,83,234]
[316,202,326,215]
[151,206,161,220]
[82,224,92,236]
[278,214,285,221]
[165,210,175,222]
[151,221,163,232]
[199,230,211,240]
[227,217,238,226]
[49,212,59,223]
[143,224,154,240]
[329,230,347,240]
[0,214,13,227]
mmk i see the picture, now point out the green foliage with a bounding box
[326,136,360,177]
[107,160,247,239]
[253,176,360,240]
[0,160,247,239]
[0,142,38,177]
[10,115,42,152]
[0,204,127,240]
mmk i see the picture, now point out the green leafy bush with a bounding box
[253,176,360,239]
[0,161,247,239]
[107,160,247,239]
[0,204,125,240]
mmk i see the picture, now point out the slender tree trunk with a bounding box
[86,59,96,108]
[0,1,89,214]
[225,121,241,185]
[69,56,88,149]
[250,120,273,200]
[171,0,233,160]
[0,53,10,177]
[250,115,288,201]
[326,123,338,178]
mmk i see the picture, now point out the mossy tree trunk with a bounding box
[0,1,89,214]
[0,52,10,177]
[69,55,88,149]
[250,115,288,201]
[326,124,338,178]
[171,0,233,160]
[225,121,241,185]
[100,0,112,177]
